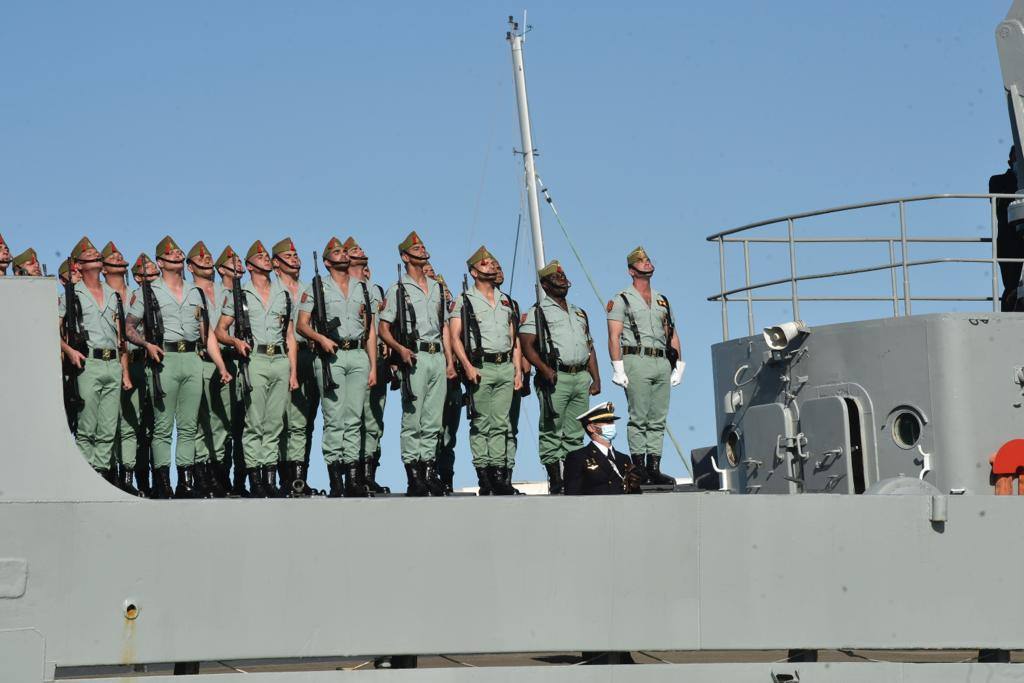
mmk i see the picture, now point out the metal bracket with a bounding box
[771,670,800,683]
[814,448,843,472]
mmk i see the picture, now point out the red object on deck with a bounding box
[992,439,1024,475]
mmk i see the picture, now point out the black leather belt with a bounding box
[417,341,442,354]
[162,340,199,353]
[90,348,119,360]
[557,361,589,373]
[333,338,366,351]
[476,351,511,364]
[622,345,664,358]
[255,343,285,356]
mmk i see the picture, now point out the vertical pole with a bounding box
[787,219,800,320]
[743,240,754,336]
[899,201,911,315]
[992,196,1001,312]
[718,238,729,341]
[888,240,899,318]
[507,19,546,300]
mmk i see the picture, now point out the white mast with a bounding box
[507,15,546,296]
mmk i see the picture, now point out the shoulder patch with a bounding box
[500,296,511,308]
[130,293,137,306]
[520,312,528,325]
[448,299,457,313]
[301,292,309,304]
[379,298,386,312]
[656,297,668,307]
[575,309,586,318]
[606,300,614,313]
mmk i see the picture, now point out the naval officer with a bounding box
[563,402,642,495]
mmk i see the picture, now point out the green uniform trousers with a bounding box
[281,348,318,464]
[150,350,203,468]
[623,354,670,456]
[117,360,147,469]
[196,356,236,465]
[508,389,521,470]
[360,356,387,458]
[242,353,290,468]
[468,361,515,467]
[400,351,446,464]
[75,356,122,469]
[537,370,592,465]
[315,349,369,464]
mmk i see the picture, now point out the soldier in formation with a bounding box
[0,233,11,276]
[36,232,684,498]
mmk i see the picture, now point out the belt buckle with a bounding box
[102,349,114,361]
[342,339,352,350]
[430,343,438,353]
[267,344,278,356]
[177,341,186,352]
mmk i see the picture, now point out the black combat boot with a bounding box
[230,457,248,497]
[261,466,280,498]
[502,466,524,495]
[199,462,226,498]
[545,462,564,494]
[647,454,676,486]
[277,462,292,497]
[118,465,141,496]
[423,460,447,497]
[488,466,515,496]
[189,464,211,499]
[290,462,311,497]
[327,463,345,498]
[404,462,429,497]
[365,453,390,495]
[175,466,196,499]
[135,464,152,498]
[152,466,175,500]
[630,453,650,485]
[344,462,369,497]
[248,469,267,498]
[476,466,492,495]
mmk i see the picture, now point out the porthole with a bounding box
[723,427,741,466]
[891,411,922,449]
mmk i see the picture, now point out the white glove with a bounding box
[670,360,686,387]
[611,360,629,388]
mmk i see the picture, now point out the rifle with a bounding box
[61,257,87,433]
[231,276,254,396]
[459,275,480,420]
[393,264,417,403]
[140,281,165,399]
[310,251,339,392]
[534,302,559,425]
[662,295,680,369]
[115,292,128,354]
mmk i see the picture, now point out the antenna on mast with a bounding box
[507,13,546,300]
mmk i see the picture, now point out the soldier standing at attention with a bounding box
[58,237,134,490]
[345,238,389,495]
[100,241,140,493]
[125,236,224,499]
[425,264,460,494]
[606,246,684,486]
[123,254,160,496]
[519,260,601,493]
[12,248,42,276]
[187,241,233,497]
[215,246,248,496]
[0,233,11,276]
[216,240,299,498]
[449,246,523,496]
[378,231,454,496]
[272,237,316,495]
[297,237,378,497]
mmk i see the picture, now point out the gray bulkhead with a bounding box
[711,313,1024,495]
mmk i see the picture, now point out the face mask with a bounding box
[599,424,617,441]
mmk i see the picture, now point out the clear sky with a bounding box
[2,1,1016,490]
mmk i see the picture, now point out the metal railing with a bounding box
[706,193,1024,341]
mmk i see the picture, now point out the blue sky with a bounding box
[2,1,1016,490]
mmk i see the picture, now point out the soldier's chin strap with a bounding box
[75,256,103,265]
[103,259,128,269]
[246,259,272,274]
[158,256,185,266]
[325,256,350,269]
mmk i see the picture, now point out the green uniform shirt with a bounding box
[299,276,373,341]
[607,285,670,347]
[380,273,445,345]
[127,278,205,343]
[520,297,592,365]
[221,280,292,346]
[59,282,122,350]
[450,286,515,354]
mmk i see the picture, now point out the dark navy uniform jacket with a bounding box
[564,442,632,495]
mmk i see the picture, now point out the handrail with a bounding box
[706,193,1020,241]
[707,193,1020,340]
